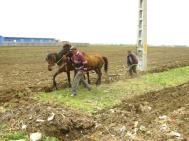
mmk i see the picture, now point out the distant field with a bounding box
[0,45,189,94]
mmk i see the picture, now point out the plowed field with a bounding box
[0,45,189,141]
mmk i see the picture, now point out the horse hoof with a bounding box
[52,87,58,91]
[96,82,101,86]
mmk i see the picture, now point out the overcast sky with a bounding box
[0,0,189,45]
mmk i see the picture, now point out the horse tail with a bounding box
[102,56,108,73]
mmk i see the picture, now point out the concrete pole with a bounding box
[137,0,147,71]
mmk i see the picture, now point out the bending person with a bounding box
[70,46,91,96]
[127,50,138,77]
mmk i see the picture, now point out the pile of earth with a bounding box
[0,99,95,141]
[1,79,189,141]
[79,82,189,141]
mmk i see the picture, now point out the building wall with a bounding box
[3,37,56,43]
[0,36,90,47]
[0,36,4,44]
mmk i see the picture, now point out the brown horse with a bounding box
[62,46,108,85]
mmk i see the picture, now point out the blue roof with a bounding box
[0,35,57,43]
[4,36,55,40]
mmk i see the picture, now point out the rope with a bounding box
[56,56,64,65]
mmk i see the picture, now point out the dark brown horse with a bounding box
[46,52,74,89]
[61,45,109,85]
[46,51,91,89]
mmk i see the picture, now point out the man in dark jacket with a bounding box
[127,50,138,77]
[70,46,91,96]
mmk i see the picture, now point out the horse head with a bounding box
[62,43,72,55]
[46,53,58,71]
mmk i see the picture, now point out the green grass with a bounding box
[1,131,60,141]
[43,136,59,141]
[0,123,7,131]
[4,131,28,141]
[143,66,189,86]
[37,66,189,113]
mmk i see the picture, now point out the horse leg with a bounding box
[66,71,71,87]
[52,67,64,90]
[97,68,102,85]
[53,71,60,90]
[94,69,98,85]
[94,68,102,86]
[86,72,91,84]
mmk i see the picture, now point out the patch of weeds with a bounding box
[5,131,28,141]
[43,136,59,141]
[15,92,25,98]
[0,123,7,130]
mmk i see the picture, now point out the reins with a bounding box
[56,55,64,65]
[53,50,72,70]
[56,51,71,64]
[55,54,71,70]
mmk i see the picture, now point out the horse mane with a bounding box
[46,52,64,66]
[47,52,57,60]
[57,49,67,59]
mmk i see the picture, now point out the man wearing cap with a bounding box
[70,46,91,96]
[127,50,138,77]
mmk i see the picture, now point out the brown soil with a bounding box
[0,46,189,96]
[1,82,188,141]
[0,46,189,141]
[0,97,95,140]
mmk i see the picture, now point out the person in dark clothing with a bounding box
[127,50,138,77]
[70,46,91,96]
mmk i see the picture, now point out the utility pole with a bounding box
[137,0,147,71]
